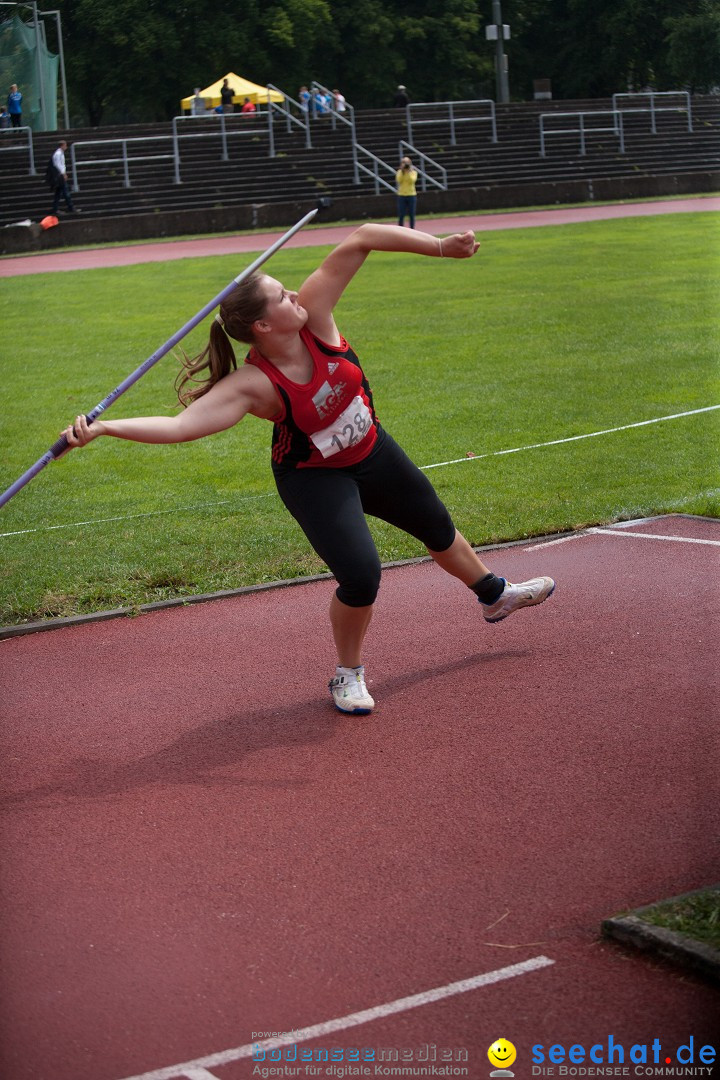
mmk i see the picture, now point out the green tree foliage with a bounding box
[58,0,331,124]
[665,1,720,92]
[395,0,493,101]
[508,0,719,99]
[53,0,719,125]
[314,0,408,104]
[317,0,494,105]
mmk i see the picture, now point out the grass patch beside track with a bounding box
[1,212,718,625]
[641,888,720,951]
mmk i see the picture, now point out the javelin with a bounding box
[0,207,319,510]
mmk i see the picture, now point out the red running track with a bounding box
[1,197,718,276]
[1,514,719,1080]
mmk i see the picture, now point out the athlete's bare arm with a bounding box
[62,364,280,449]
[298,223,480,344]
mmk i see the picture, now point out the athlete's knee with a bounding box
[335,552,382,607]
[424,516,456,554]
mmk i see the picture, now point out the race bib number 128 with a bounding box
[310,395,372,458]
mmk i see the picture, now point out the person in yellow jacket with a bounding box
[395,155,418,228]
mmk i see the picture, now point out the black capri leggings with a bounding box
[274,428,456,607]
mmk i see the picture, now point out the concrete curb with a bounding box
[3,514,713,640]
[0,529,569,640]
[602,885,720,986]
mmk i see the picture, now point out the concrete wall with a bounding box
[1,171,717,256]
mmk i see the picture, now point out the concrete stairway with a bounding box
[0,96,717,236]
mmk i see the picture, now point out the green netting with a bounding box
[0,14,58,131]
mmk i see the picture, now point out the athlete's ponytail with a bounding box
[175,321,237,406]
[175,273,268,406]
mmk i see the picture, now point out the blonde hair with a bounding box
[175,273,268,406]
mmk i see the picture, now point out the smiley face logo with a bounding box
[488,1039,517,1071]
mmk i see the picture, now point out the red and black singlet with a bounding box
[245,326,379,469]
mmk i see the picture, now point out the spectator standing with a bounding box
[312,88,329,116]
[395,155,418,228]
[220,78,235,113]
[191,88,205,116]
[393,84,409,108]
[333,89,346,113]
[299,86,311,114]
[7,84,22,127]
[49,139,77,215]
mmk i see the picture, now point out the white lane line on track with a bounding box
[606,516,667,528]
[3,404,717,539]
[523,533,588,551]
[588,527,720,546]
[114,956,555,1080]
[524,521,720,551]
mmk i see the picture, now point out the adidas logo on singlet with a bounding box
[328,362,339,374]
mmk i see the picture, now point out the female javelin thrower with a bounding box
[63,223,555,715]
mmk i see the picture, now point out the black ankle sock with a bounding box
[470,572,505,604]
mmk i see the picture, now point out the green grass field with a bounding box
[1,212,718,626]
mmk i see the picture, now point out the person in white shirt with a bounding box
[50,140,77,215]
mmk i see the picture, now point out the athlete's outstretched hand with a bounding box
[441,230,480,259]
[61,413,103,449]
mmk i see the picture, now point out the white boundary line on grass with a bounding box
[0,493,275,538]
[420,404,720,470]
[1,404,718,539]
[114,956,555,1080]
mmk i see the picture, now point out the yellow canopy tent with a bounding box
[180,74,284,111]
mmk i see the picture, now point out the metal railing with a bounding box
[539,110,625,157]
[611,91,693,134]
[171,112,271,182]
[311,80,359,183]
[354,141,448,196]
[309,81,337,121]
[0,125,36,175]
[70,135,175,191]
[308,81,450,193]
[72,105,282,189]
[266,84,312,155]
[50,84,453,202]
[310,81,349,125]
[309,81,448,192]
[398,140,447,191]
[406,99,497,146]
[355,145,398,195]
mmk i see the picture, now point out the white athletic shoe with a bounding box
[329,665,375,714]
[480,576,556,623]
